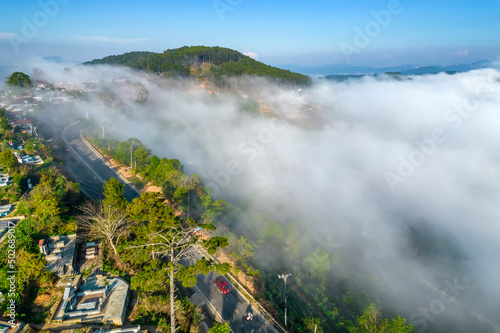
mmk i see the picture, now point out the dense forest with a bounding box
[84,46,312,87]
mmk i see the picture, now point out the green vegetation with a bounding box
[0,123,229,332]
[88,136,227,222]
[86,131,417,332]
[85,46,312,87]
[0,170,83,318]
[0,104,414,331]
[0,126,81,318]
[6,72,32,87]
[348,304,414,333]
[208,322,232,333]
[0,109,10,131]
[78,133,232,332]
[0,151,17,172]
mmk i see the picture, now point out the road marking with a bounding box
[62,123,105,184]
[194,285,234,333]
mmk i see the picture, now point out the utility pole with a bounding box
[187,188,190,218]
[278,273,292,327]
[186,177,192,218]
[130,142,134,170]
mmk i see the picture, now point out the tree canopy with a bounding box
[208,322,232,333]
[348,304,414,333]
[6,71,32,87]
[84,46,312,86]
[0,150,18,171]
[102,177,127,212]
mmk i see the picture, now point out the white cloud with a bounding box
[33,64,500,332]
[78,36,150,44]
[243,51,258,60]
[243,47,258,60]
[456,49,469,57]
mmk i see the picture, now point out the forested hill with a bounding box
[84,46,312,86]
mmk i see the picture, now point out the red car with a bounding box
[214,276,232,294]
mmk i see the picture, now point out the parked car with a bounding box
[214,276,231,294]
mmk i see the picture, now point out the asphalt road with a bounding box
[0,217,25,245]
[184,249,278,333]
[61,122,139,201]
[59,122,278,333]
[196,272,278,333]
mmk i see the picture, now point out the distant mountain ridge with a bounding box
[85,46,312,87]
[281,60,495,76]
[42,56,81,64]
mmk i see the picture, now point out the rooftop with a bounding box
[42,234,78,277]
[52,275,130,326]
[12,119,33,126]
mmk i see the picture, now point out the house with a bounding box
[11,119,37,137]
[39,239,48,255]
[9,97,40,108]
[52,275,130,326]
[0,320,23,333]
[5,111,28,121]
[40,234,78,277]
[34,80,48,89]
[16,155,43,165]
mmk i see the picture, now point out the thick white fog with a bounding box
[35,62,500,332]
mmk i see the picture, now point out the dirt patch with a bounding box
[32,286,62,323]
[95,152,162,194]
[215,249,257,294]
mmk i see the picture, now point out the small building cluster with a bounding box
[11,119,37,137]
[39,234,78,277]
[14,152,43,165]
[52,274,130,326]
[37,234,130,327]
[4,97,40,114]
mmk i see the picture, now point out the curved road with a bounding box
[61,122,139,201]
[60,122,278,333]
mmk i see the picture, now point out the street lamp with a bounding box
[278,273,292,326]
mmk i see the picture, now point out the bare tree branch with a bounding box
[77,200,131,255]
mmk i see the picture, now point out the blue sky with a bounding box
[0,0,499,67]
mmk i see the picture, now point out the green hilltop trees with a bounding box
[85,46,312,86]
[6,72,32,87]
